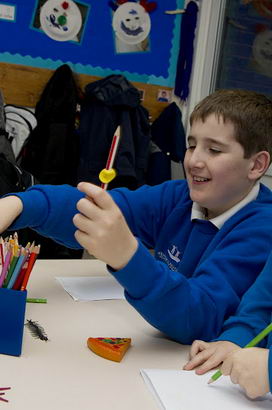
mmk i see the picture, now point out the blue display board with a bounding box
[0,0,184,86]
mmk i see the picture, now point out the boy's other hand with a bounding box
[74,182,138,270]
[221,347,270,399]
[183,340,239,374]
[0,196,23,233]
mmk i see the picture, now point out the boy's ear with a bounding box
[248,151,270,180]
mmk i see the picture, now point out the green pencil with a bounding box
[208,322,272,384]
[26,298,47,304]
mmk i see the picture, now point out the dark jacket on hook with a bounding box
[147,102,187,185]
[20,64,79,186]
[77,75,151,189]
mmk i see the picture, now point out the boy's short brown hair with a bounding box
[190,89,272,160]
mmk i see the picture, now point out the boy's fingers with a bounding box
[77,182,115,210]
[223,360,239,385]
[73,212,92,233]
[220,356,232,377]
[76,197,99,220]
[74,229,91,250]
[195,352,224,375]
[189,340,209,359]
[184,349,213,370]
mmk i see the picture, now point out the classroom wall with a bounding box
[0,0,191,130]
[0,0,184,88]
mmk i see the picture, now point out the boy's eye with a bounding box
[209,148,221,154]
[187,145,195,150]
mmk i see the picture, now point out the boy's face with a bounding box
[184,114,257,219]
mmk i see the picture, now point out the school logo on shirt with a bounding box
[167,245,181,263]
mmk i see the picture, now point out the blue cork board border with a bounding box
[0,0,184,86]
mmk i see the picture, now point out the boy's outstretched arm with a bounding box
[221,347,270,399]
[0,196,23,233]
[6,181,272,344]
[74,182,138,270]
[4,184,86,249]
[183,340,240,374]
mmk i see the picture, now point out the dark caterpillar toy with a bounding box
[25,319,49,341]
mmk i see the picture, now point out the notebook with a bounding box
[140,369,272,410]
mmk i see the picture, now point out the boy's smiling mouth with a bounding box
[193,176,210,182]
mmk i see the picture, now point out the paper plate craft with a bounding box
[40,0,82,42]
[112,2,151,45]
[87,337,131,362]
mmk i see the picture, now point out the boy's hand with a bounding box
[0,196,23,233]
[183,340,239,374]
[74,182,138,270]
[221,347,270,399]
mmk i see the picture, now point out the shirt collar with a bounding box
[191,182,260,229]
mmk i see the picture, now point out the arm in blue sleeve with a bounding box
[108,241,236,344]
[109,181,191,249]
[216,251,272,347]
[269,347,272,393]
[109,224,272,344]
[106,183,272,344]
[8,184,85,249]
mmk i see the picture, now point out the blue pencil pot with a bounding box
[0,288,27,356]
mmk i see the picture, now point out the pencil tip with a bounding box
[207,378,214,384]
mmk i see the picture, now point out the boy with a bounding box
[1,89,272,344]
[184,250,272,399]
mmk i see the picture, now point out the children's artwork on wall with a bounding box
[111,1,152,54]
[39,0,82,42]
[32,0,88,43]
[157,89,171,102]
[0,0,185,87]
[0,3,16,22]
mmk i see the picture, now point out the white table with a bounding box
[0,259,189,409]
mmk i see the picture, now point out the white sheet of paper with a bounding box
[140,369,272,410]
[56,276,125,301]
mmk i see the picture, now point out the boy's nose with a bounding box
[188,149,205,168]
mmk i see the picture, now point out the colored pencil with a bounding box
[0,235,40,289]
[12,263,28,290]
[13,232,19,256]
[8,235,14,256]
[20,245,40,291]
[7,249,27,289]
[3,249,20,288]
[0,237,4,265]
[0,245,12,287]
[12,248,31,290]
[100,126,121,190]
[208,322,272,384]
[26,298,47,303]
